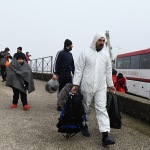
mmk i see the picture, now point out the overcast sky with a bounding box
[0,0,150,62]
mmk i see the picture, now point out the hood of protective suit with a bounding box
[90,33,106,50]
[73,33,113,93]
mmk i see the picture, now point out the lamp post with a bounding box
[105,31,113,61]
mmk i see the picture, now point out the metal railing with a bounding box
[30,56,53,74]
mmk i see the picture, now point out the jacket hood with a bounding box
[118,77,126,84]
[90,33,106,50]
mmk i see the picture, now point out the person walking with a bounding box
[6,53,35,110]
[25,52,31,63]
[13,47,27,62]
[115,73,127,93]
[52,39,75,111]
[0,47,12,82]
[71,33,116,146]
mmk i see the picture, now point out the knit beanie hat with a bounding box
[64,39,72,47]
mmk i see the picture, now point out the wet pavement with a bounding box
[0,79,150,150]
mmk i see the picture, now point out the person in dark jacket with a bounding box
[0,47,12,82]
[52,39,75,111]
[13,47,27,62]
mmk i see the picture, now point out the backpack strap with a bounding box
[62,133,77,139]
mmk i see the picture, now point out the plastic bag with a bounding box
[5,60,10,67]
[45,79,59,93]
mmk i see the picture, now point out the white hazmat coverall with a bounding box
[73,33,113,132]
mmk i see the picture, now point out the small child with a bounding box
[6,53,35,110]
[25,52,31,63]
[115,73,126,93]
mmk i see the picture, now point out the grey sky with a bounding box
[0,0,150,62]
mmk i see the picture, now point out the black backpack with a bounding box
[56,92,86,138]
[107,92,121,129]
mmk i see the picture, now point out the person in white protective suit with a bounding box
[71,33,116,146]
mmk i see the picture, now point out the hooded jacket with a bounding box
[73,33,113,93]
[115,77,126,93]
[6,58,35,93]
[112,75,117,85]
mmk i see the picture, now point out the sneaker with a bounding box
[23,105,30,110]
[102,137,115,146]
[11,104,17,108]
[81,125,90,137]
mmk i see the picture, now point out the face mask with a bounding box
[69,47,72,51]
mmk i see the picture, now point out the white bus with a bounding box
[115,48,150,99]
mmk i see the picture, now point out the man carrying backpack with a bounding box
[71,33,116,146]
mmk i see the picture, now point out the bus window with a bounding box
[130,55,140,69]
[116,58,123,69]
[123,57,130,69]
[140,53,150,69]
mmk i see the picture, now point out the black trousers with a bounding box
[12,87,27,106]
[1,65,6,80]
[58,75,72,93]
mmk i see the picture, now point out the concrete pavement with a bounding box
[0,79,150,150]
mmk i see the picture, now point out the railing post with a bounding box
[30,56,53,76]
[42,58,44,80]
[35,59,38,72]
[30,60,32,70]
[51,56,53,73]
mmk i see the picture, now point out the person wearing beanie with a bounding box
[64,39,72,48]
[52,39,75,111]
[13,47,27,62]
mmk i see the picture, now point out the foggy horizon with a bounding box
[0,0,150,62]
